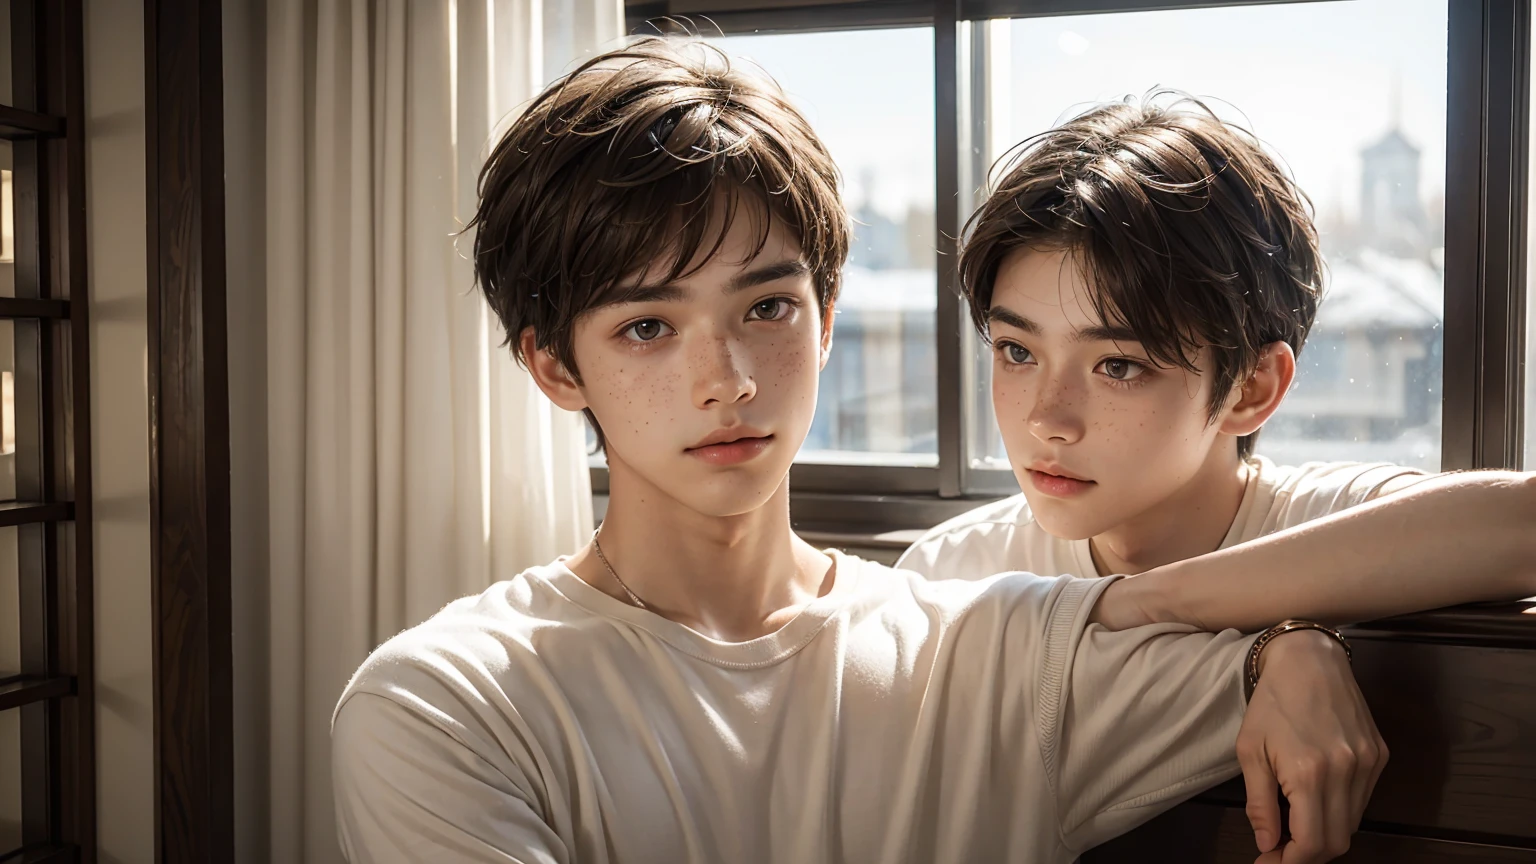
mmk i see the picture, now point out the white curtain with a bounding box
[264,1,619,860]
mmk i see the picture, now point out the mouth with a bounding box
[685,432,775,467]
[1026,466,1096,499]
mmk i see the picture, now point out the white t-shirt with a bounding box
[896,457,1426,581]
[332,552,1255,864]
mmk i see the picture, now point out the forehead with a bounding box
[615,206,806,297]
[587,220,810,318]
[992,247,1108,332]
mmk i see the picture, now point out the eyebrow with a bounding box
[610,259,811,307]
[727,259,810,294]
[987,304,1143,344]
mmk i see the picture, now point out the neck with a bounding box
[570,457,832,641]
[1088,445,1250,576]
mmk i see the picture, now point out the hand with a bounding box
[1236,631,1388,863]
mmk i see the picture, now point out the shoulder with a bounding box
[332,563,586,741]
[871,552,1112,647]
[894,494,1048,580]
[1255,455,1428,524]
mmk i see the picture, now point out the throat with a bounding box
[1088,459,1252,576]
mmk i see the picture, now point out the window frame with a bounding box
[603,0,1532,531]
[1,0,97,860]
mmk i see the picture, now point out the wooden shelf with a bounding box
[0,104,65,140]
[0,502,73,528]
[0,675,73,711]
[0,298,71,319]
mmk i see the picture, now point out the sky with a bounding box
[717,0,1449,227]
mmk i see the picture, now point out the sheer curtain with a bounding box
[265,1,618,860]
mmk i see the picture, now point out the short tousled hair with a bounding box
[960,91,1323,459]
[467,37,849,447]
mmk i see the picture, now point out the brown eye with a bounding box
[1098,358,1146,381]
[624,319,671,342]
[749,298,790,321]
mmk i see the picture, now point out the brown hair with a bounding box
[960,91,1323,459]
[467,37,849,448]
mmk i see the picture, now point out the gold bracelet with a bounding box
[1245,620,1352,701]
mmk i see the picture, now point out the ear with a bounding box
[818,300,836,371]
[1218,341,1296,437]
[520,328,589,413]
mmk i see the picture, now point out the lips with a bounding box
[686,429,774,467]
[1026,465,1096,499]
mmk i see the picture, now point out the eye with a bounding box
[1097,358,1147,381]
[748,298,792,321]
[623,319,673,342]
[997,342,1034,365]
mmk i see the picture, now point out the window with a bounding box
[617,0,1526,515]
[964,0,1449,476]
[589,28,940,474]
[0,0,96,858]
[717,29,939,465]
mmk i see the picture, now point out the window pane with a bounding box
[0,704,18,853]
[0,527,20,853]
[714,29,938,465]
[0,0,10,107]
[968,0,1447,475]
[1,142,14,296]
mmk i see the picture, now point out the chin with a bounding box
[1021,492,1112,542]
[674,468,790,518]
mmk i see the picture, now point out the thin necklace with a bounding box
[591,528,648,610]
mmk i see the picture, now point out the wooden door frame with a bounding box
[144,0,235,860]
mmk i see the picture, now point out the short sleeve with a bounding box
[894,496,1035,581]
[1036,588,1254,853]
[1269,461,1427,529]
[332,693,568,864]
[895,524,1003,580]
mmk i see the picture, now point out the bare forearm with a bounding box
[1100,471,1536,632]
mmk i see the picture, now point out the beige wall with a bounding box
[223,0,270,860]
[84,0,155,862]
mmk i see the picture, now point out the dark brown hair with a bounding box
[467,37,849,448]
[960,91,1323,459]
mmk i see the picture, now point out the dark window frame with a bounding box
[144,0,236,861]
[1,0,98,861]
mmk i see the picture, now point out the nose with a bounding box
[691,331,757,409]
[1026,371,1086,445]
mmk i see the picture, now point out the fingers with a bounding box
[1240,736,1282,854]
[1323,752,1356,857]
[1280,748,1359,864]
[1279,787,1326,864]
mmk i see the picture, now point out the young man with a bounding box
[895,95,1536,858]
[898,94,1530,587]
[329,42,1527,863]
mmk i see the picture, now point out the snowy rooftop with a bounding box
[835,250,1445,332]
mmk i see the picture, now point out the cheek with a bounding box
[759,327,819,397]
[1111,387,1211,460]
[991,367,1028,418]
[590,354,683,443]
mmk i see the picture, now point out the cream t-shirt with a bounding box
[332,552,1255,864]
[896,457,1426,581]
